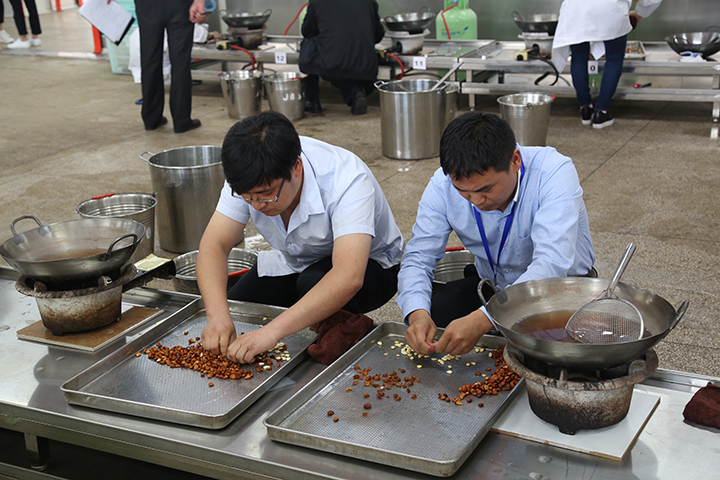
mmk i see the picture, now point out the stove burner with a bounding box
[386,29,430,55]
[504,344,658,435]
[227,25,266,50]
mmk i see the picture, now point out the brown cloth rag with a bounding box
[307,310,374,365]
[683,382,720,430]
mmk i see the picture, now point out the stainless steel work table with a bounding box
[191,37,720,122]
[1,266,719,479]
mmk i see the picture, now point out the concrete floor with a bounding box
[1,9,719,479]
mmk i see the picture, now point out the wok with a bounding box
[0,216,144,284]
[221,9,271,29]
[482,277,688,370]
[383,9,435,34]
[511,11,558,36]
[665,32,720,58]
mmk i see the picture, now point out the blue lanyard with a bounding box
[473,161,524,281]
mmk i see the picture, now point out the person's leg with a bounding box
[227,265,301,308]
[296,258,399,314]
[304,74,322,113]
[595,35,627,112]
[430,274,485,328]
[569,42,594,124]
[23,0,41,36]
[136,0,168,130]
[8,0,27,37]
[165,0,197,133]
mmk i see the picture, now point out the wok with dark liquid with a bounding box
[482,277,688,370]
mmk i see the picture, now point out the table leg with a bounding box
[712,74,719,123]
[23,433,50,471]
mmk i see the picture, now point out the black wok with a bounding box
[0,216,144,284]
[665,32,720,58]
[482,277,688,370]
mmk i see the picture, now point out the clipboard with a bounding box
[79,0,135,46]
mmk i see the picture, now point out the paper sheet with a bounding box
[79,0,135,45]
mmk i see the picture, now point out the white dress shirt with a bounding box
[216,136,404,277]
[552,0,663,71]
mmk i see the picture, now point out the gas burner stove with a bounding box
[385,28,430,55]
[504,344,658,434]
[518,31,554,58]
[227,25,266,49]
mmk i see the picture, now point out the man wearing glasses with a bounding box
[197,111,404,364]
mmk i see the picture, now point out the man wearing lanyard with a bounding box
[397,112,595,356]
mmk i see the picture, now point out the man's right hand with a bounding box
[201,316,237,356]
[405,310,438,355]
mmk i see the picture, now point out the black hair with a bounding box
[439,112,516,180]
[221,111,302,194]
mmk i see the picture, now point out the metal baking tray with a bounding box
[62,298,316,429]
[625,40,646,60]
[264,322,522,477]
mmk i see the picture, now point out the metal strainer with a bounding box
[565,243,644,344]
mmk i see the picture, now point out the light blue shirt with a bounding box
[396,145,595,322]
[216,136,404,277]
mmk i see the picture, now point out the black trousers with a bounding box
[9,0,41,36]
[305,74,374,106]
[134,0,194,130]
[227,258,400,315]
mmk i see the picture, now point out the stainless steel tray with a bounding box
[62,298,316,429]
[264,322,522,477]
[625,40,646,60]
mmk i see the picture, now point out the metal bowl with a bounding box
[173,248,258,295]
[484,277,688,370]
[221,8,272,29]
[383,11,435,34]
[665,32,720,58]
[0,216,144,284]
[511,11,558,35]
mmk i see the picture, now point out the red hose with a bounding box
[440,2,457,40]
[230,45,256,71]
[386,53,405,80]
[284,3,309,35]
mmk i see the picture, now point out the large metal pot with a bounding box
[483,277,688,370]
[140,146,225,254]
[0,216,143,284]
[173,248,257,294]
[375,79,456,160]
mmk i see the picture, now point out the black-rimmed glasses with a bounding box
[232,178,286,203]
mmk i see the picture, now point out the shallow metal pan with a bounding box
[511,11,558,35]
[0,216,143,284]
[62,298,316,429]
[265,322,521,477]
[221,8,271,29]
[483,277,688,370]
[383,10,435,34]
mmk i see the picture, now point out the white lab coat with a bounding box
[551,0,663,72]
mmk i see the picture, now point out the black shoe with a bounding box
[580,104,594,126]
[304,100,322,114]
[145,116,167,131]
[351,91,367,115]
[592,110,614,129]
[174,119,202,133]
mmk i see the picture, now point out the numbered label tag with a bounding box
[588,60,599,75]
[413,56,427,70]
[274,52,287,64]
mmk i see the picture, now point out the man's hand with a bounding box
[201,316,237,356]
[434,311,494,356]
[226,327,281,364]
[405,310,438,355]
[189,0,207,23]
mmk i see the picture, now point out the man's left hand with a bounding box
[226,327,280,364]
[434,311,494,356]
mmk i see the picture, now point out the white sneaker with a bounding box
[0,30,14,43]
[7,38,30,49]
[30,37,41,47]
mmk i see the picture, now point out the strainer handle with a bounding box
[607,242,636,294]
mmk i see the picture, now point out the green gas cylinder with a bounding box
[436,0,477,41]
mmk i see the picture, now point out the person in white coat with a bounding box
[552,0,663,129]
